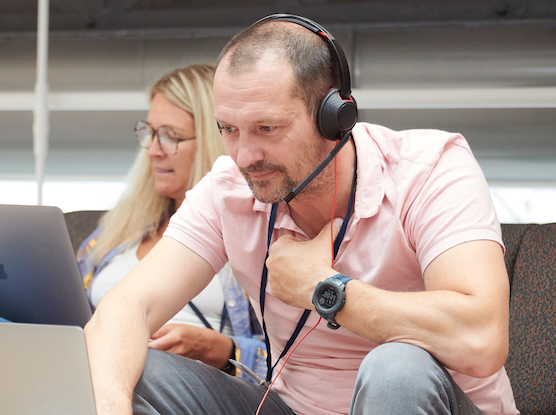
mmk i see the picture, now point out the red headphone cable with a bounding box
[331,138,339,264]
[255,139,341,414]
[255,316,322,415]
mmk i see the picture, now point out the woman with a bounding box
[77,64,266,380]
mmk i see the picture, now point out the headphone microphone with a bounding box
[252,14,358,203]
[284,132,351,203]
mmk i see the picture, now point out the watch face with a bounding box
[318,285,340,310]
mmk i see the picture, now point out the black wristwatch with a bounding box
[312,274,352,330]
[220,339,236,374]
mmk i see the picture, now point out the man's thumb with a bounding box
[319,217,344,241]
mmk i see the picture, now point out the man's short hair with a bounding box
[216,20,341,122]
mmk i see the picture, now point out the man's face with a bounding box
[214,57,333,203]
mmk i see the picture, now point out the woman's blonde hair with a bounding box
[91,64,226,266]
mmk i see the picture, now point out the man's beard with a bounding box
[239,138,332,204]
[239,160,296,203]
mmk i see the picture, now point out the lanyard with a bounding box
[259,158,357,385]
[188,301,228,333]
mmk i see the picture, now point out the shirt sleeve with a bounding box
[164,164,229,274]
[404,139,504,274]
[76,226,101,286]
[219,263,267,383]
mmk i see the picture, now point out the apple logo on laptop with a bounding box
[0,264,8,280]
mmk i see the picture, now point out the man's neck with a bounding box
[287,140,356,239]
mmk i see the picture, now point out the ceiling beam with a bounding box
[1,0,555,36]
[1,87,555,111]
[352,87,556,110]
[0,91,149,111]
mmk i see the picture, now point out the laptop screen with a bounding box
[0,204,92,327]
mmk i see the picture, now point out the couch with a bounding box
[64,210,556,414]
[501,224,556,414]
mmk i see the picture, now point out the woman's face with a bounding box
[147,93,197,207]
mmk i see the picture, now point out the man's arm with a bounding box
[267,221,510,378]
[84,236,215,415]
[338,239,509,378]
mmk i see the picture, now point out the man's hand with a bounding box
[266,218,344,309]
[149,323,233,369]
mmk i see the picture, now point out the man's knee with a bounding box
[141,348,176,377]
[133,349,215,414]
[136,348,185,390]
[352,342,452,414]
[358,342,441,386]
[133,348,292,415]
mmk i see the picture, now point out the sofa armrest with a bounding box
[504,223,556,414]
[501,223,531,288]
[64,210,106,253]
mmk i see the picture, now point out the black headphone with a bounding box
[253,14,358,141]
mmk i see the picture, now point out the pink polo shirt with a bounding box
[165,123,518,415]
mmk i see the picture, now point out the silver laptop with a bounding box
[0,204,93,327]
[0,322,97,415]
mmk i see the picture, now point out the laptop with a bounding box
[0,204,93,327]
[0,322,97,415]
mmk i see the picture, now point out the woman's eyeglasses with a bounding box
[134,121,196,156]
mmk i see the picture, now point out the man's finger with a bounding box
[150,324,172,340]
[316,217,345,243]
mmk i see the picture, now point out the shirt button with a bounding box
[228,300,236,308]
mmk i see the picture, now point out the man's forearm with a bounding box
[336,280,509,377]
[84,294,151,415]
[335,241,510,378]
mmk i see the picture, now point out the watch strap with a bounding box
[220,339,236,374]
[330,273,352,285]
[327,274,351,329]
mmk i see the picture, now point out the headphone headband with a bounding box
[247,14,358,199]
[251,13,357,141]
[252,14,352,101]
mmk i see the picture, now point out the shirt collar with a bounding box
[351,123,384,219]
[253,198,306,236]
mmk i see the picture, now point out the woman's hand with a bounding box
[149,323,233,370]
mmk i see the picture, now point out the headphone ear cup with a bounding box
[317,89,358,141]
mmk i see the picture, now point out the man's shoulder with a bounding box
[210,155,240,176]
[197,155,254,205]
[207,156,249,187]
[353,122,472,166]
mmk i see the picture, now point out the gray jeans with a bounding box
[132,343,484,415]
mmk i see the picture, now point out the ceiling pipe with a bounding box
[33,0,50,206]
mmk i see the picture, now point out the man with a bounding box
[85,15,518,415]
